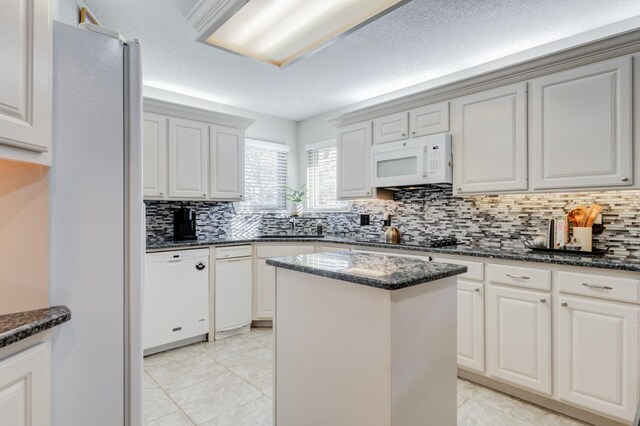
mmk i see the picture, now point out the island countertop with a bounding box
[0,306,71,349]
[266,251,468,290]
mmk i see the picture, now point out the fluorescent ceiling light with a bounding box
[202,0,408,67]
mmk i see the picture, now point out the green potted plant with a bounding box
[284,184,307,217]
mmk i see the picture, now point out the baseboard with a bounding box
[458,369,628,426]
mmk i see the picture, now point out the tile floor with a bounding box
[144,327,589,426]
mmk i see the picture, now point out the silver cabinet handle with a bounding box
[506,274,530,280]
[621,176,629,182]
[411,131,416,135]
[540,298,547,303]
[474,288,480,292]
[402,133,406,137]
[457,187,462,191]
[581,283,613,290]
[561,302,568,307]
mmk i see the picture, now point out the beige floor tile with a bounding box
[249,372,274,398]
[457,394,467,408]
[509,400,589,426]
[144,388,178,424]
[169,372,263,425]
[196,336,263,361]
[244,328,273,339]
[144,345,202,369]
[145,410,195,426]
[144,372,158,391]
[146,352,227,393]
[464,382,519,413]
[201,396,273,426]
[218,346,273,382]
[458,399,535,426]
[253,333,274,348]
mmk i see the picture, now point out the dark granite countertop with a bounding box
[0,306,71,349]
[266,252,467,290]
[147,235,640,273]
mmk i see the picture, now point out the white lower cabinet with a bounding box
[457,279,484,373]
[487,285,552,395]
[0,342,50,426]
[558,296,639,422]
[255,258,276,320]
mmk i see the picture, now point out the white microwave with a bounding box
[371,133,452,188]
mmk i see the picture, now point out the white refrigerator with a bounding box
[50,22,144,426]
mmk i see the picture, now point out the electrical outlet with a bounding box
[360,214,370,226]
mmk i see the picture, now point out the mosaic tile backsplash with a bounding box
[145,188,640,260]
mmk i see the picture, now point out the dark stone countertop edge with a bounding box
[0,306,71,349]
[266,257,468,290]
[146,237,640,273]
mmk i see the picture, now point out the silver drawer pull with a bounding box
[474,288,480,292]
[581,283,613,290]
[561,302,568,307]
[539,298,547,303]
[506,274,530,280]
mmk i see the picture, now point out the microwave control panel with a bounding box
[425,135,452,184]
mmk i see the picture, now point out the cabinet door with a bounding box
[209,124,244,200]
[255,259,276,320]
[531,57,632,189]
[409,102,449,137]
[454,83,528,193]
[168,118,208,199]
[0,0,51,165]
[457,280,484,373]
[373,112,408,144]
[487,285,551,394]
[143,112,167,198]
[559,296,639,422]
[0,342,50,426]
[337,121,373,199]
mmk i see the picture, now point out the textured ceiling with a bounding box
[85,0,640,121]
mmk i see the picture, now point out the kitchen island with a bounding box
[266,252,467,426]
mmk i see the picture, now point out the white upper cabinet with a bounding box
[409,102,449,137]
[337,121,373,199]
[558,296,639,422]
[487,285,551,395]
[142,113,167,198]
[0,0,52,165]
[168,117,208,199]
[209,124,244,200]
[373,112,408,144]
[457,280,485,373]
[454,83,528,194]
[531,56,633,189]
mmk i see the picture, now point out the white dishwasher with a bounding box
[144,249,210,354]
[215,245,252,340]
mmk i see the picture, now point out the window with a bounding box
[306,141,349,212]
[239,139,289,212]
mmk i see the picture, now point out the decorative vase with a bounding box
[288,202,303,217]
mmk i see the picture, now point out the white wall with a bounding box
[144,86,300,187]
[297,111,341,186]
[52,0,89,25]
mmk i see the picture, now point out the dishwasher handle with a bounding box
[195,262,206,271]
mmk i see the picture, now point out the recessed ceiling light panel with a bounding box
[188,0,409,67]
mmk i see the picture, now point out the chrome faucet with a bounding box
[290,217,296,235]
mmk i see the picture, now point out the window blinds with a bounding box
[306,145,349,211]
[240,143,288,212]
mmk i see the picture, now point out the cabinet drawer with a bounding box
[215,245,252,259]
[256,244,315,258]
[432,258,483,281]
[488,264,550,291]
[558,271,640,303]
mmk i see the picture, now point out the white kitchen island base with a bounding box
[274,267,458,426]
